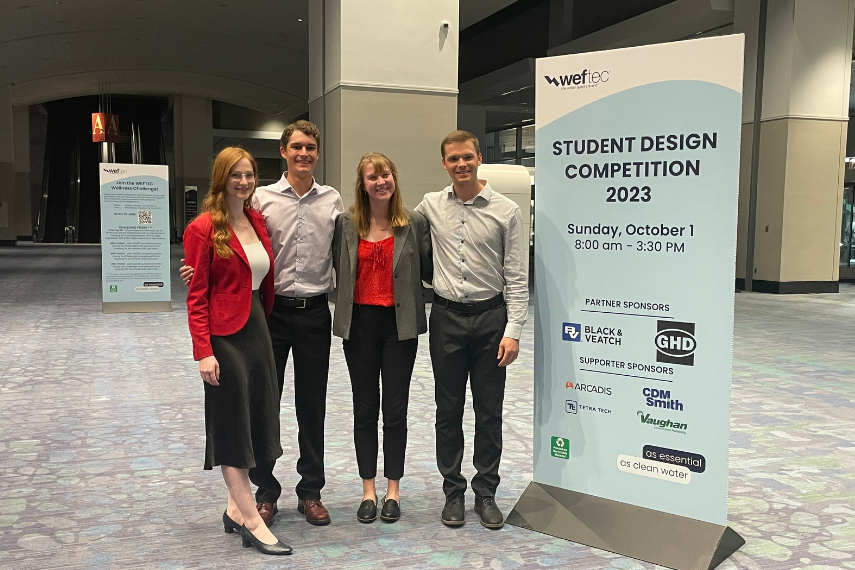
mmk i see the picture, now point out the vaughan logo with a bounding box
[544,69,609,88]
[637,411,687,433]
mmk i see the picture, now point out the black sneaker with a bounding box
[441,492,465,526]
[474,496,504,529]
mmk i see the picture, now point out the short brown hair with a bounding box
[441,130,480,158]
[280,120,321,149]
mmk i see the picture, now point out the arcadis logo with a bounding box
[566,381,611,396]
[637,411,687,434]
[562,323,581,342]
[544,69,609,89]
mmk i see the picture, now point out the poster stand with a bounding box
[508,482,744,570]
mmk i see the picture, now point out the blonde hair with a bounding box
[350,152,408,238]
[199,147,258,258]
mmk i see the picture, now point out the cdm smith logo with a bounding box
[655,321,696,366]
[544,69,609,89]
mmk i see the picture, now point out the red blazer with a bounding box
[184,208,275,361]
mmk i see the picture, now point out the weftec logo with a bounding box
[655,321,695,366]
[566,381,612,396]
[544,69,609,88]
[562,323,581,342]
[102,168,128,175]
[643,387,683,411]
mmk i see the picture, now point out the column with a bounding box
[13,105,32,241]
[309,0,459,208]
[0,84,14,245]
[735,0,855,293]
[173,96,212,235]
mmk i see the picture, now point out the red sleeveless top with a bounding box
[353,236,395,306]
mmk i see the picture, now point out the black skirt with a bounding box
[204,290,282,470]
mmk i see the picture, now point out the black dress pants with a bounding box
[342,305,418,480]
[249,300,331,503]
[430,302,507,498]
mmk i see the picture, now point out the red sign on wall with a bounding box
[92,113,120,143]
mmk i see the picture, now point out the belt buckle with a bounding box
[296,298,307,309]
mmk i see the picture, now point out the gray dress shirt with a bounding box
[254,175,344,296]
[416,182,528,339]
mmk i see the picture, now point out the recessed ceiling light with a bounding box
[297,18,303,22]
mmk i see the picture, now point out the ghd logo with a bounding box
[655,321,695,366]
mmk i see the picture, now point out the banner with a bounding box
[99,164,171,312]
[533,35,744,525]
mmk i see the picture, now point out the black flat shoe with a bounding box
[356,495,377,523]
[223,511,241,534]
[240,525,293,555]
[474,496,505,529]
[441,492,465,526]
[380,495,400,522]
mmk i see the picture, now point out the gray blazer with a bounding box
[332,207,432,341]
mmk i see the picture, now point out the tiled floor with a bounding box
[0,245,853,569]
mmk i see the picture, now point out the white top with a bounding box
[415,182,529,340]
[253,175,344,296]
[242,241,269,291]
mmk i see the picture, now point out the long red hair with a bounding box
[199,147,258,258]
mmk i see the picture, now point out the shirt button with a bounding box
[463,277,467,281]
[461,259,464,263]
[396,303,401,307]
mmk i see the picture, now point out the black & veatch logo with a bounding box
[655,321,695,366]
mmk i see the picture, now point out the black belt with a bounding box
[432,293,504,314]
[274,294,327,309]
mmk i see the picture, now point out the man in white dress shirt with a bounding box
[415,130,529,529]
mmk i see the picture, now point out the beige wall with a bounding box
[734,0,854,289]
[310,0,459,209]
[174,96,212,234]
[0,84,14,242]
[326,88,456,208]
[13,105,31,239]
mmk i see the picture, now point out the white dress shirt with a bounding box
[416,182,528,339]
[254,175,343,297]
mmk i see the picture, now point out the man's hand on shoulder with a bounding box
[497,337,519,367]
[179,258,194,286]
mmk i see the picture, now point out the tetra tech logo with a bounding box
[562,323,581,342]
[655,320,696,366]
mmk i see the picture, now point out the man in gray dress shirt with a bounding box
[415,130,529,529]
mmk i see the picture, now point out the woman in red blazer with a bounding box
[184,147,291,556]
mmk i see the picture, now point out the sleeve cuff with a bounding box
[503,322,523,340]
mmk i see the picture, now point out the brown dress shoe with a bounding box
[297,499,331,525]
[256,502,278,527]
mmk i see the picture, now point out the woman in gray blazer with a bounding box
[332,152,432,524]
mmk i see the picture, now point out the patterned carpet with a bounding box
[0,245,853,570]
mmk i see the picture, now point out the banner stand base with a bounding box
[506,482,744,570]
[103,301,172,314]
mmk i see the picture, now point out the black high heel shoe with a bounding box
[223,511,241,534]
[240,525,293,555]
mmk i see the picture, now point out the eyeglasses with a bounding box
[229,172,257,181]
